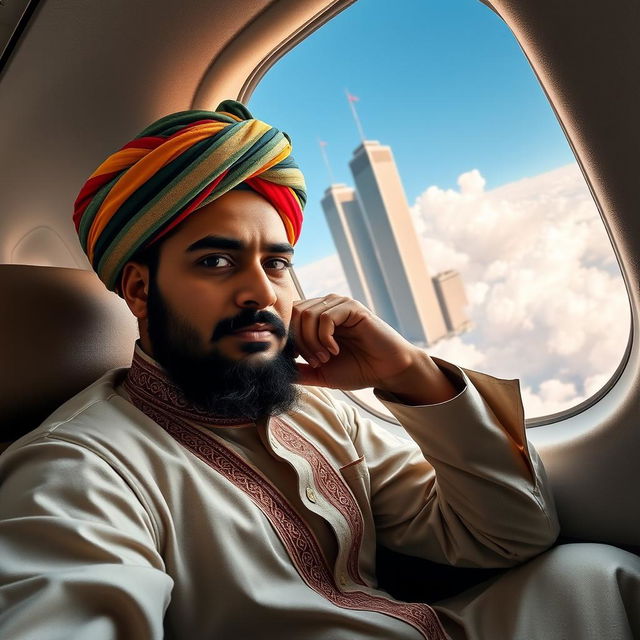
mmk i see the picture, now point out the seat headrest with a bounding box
[0,265,138,442]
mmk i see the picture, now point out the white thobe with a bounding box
[0,348,563,639]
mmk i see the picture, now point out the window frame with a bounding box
[243,0,635,430]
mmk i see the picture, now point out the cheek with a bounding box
[276,284,296,328]
[161,276,224,334]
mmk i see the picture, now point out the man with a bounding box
[0,101,638,639]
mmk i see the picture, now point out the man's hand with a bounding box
[290,295,459,405]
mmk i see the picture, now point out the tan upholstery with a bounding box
[0,265,138,445]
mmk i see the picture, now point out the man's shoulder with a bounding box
[6,368,164,456]
[35,368,125,429]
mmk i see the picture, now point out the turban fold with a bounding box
[73,100,306,291]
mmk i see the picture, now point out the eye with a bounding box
[264,257,293,271]
[198,255,233,268]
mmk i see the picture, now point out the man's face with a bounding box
[137,189,300,417]
[150,189,297,362]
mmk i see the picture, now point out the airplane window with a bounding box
[0,0,33,62]
[248,0,631,424]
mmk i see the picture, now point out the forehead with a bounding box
[167,189,290,249]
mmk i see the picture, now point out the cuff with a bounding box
[373,358,532,479]
[373,357,467,407]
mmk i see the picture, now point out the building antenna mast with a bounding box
[317,139,335,184]
[345,89,365,142]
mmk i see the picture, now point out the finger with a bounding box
[291,296,338,365]
[298,294,342,356]
[289,323,319,368]
[291,296,334,312]
[309,297,364,356]
[290,302,319,366]
[295,297,343,365]
[317,308,340,355]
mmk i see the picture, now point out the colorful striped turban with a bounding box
[73,100,306,291]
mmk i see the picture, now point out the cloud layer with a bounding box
[297,164,630,419]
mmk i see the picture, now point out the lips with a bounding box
[212,310,287,343]
[230,323,275,341]
[231,323,275,334]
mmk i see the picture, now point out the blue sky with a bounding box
[249,0,576,266]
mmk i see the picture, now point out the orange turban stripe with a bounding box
[73,100,306,291]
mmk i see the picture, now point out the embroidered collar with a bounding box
[122,344,253,427]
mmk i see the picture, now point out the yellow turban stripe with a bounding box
[73,100,306,291]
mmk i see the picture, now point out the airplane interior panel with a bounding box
[1,0,638,634]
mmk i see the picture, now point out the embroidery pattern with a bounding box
[270,416,365,585]
[126,351,251,426]
[123,356,447,640]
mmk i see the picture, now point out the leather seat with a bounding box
[0,264,137,448]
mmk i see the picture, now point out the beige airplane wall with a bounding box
[0,0,348,269]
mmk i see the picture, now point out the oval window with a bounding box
[249,0,631,423]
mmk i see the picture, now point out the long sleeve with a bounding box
[0,436,173,639]
[339,359,559,568]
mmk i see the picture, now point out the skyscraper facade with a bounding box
[348,141,448,345]
[320,184,399,330]
[432,270,470,334]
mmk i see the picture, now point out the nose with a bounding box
[234,262,278,309]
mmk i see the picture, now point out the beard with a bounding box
[146,277,300,421]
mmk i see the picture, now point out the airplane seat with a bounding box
[0,264,138,451]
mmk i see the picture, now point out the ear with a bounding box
[120,262,150,320]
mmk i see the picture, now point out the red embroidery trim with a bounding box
[123,363,447,640]
[270,416,365,585]
[125,349,252,426]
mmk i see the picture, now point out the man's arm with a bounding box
[0,436,173,639]
[335,358,559,568]
[289,294,559,568]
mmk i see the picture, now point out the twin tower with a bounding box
[321,140,469,346]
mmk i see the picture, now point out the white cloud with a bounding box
[427,336,486,371]
[457,169,486,195]
[296,163,630,419]
[520,379,584,417]
[413,163,629,417]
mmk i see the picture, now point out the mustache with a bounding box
[211,309,287,342]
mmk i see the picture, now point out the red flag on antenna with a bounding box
[347,93,359,102]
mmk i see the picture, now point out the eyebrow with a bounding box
[186,235,294,255]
